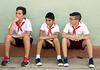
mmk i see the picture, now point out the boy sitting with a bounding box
[62,12,94,68]
[1,6,33,67]
[36,12,63,66]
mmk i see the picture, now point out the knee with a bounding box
[84,39,91,43]
[23,35,30,41]
[53,38,59,43]
[37,37,44,43]
[85,39,92,45]
[5,34,12,40]
[62,38,67,41]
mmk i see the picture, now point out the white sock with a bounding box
[57,55,61,60]
[36,55,40,59]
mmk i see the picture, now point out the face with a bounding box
[69,16,79,25]
[45,18,55,27]
[16,10,25,21]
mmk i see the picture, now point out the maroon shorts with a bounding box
[42,40,55,49]
[11,37,33,47]
[68,39,86,50]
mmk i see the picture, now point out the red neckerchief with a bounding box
[72,22,81,35]
[16,18,26,32]
[47,23,56,36]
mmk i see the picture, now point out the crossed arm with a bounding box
[39,30,59,46]
[9,17,31,38]
[62,32,90,41]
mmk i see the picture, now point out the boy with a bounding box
[1,6,33,66]
[36,12,63,66]
[62,12,94,68]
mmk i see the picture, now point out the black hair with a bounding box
[45,12,55,20]
[16,6,26,15]
[70,12,82,21]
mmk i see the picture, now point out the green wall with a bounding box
[0,0,100,46]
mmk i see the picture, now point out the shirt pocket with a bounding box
[76,29,83,35]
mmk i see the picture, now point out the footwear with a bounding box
[36,58,42,66]
[1,56,10,66]
[63,57,69,67]
[21,57,30,67]
[89,58,94,68]
[57,59,63,66]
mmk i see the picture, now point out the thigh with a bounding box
[11,38,24,47]
[42,40,46,47]
[82,39,87,47]
[10,37,16,45]
[67,39,70,48]
[42,40,54,49]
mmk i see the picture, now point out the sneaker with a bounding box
[89,58,94,68]
[21,57,30,67]
[63,57,69,67]
[36,58,42,66]
[57,59,63,66]
[1,56,10,66]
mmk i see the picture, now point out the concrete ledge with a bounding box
[0,43,100,58]
[0,57,100,69]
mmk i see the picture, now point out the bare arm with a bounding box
[79,34,90,40]
[9,17,19,35]
[12,31,31,38]
[45,32,59,40]
[39,30,59,40]
[62,32,90,41]
[62,32,74,39]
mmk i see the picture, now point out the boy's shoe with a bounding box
[1,56,10,66]
[21,57,30,67]
[36,58,42,66]
[57,59,63,66]
[63,57,69,67]
[89,58,94,68]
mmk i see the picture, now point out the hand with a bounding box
[39,36,46,40]
[12,17,19,23]
[72,36,80,41]
[11,35,18,38]
[78,36,82,40]
[46,40,54,47]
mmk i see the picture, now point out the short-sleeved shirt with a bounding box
[40,23,60,40]
[8,18,32,38]
[63,22,90,40]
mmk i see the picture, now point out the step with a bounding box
[0,57,100,69]
[0,43,100,58]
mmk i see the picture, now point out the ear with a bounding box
[53,19,55,23]
[23,15,26,18]
[77,19,80,22]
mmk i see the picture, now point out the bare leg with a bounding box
[23,36,30,58]
[4,34,16,57]
[36,39,45,55]
[53,38,61,55]
[62,38,70,57]
[82,39,93,58]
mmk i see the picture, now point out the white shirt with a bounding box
[63,22,90,40]
[8,18,32,38]
[40,23,60,40]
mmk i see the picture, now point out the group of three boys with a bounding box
[1,6,94,68]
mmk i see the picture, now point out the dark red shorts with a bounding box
[42,40,55,49]
[11,37,33,47]
[68,39,86,50]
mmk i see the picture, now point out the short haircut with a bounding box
[45,12,55,20]
[70,12,82,21]
[16,6,26,15]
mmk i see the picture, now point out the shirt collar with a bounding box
[70,22,82,27]
[47,23,56,28]
[17,18,26,24]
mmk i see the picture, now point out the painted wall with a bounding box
[0,0,100,46]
